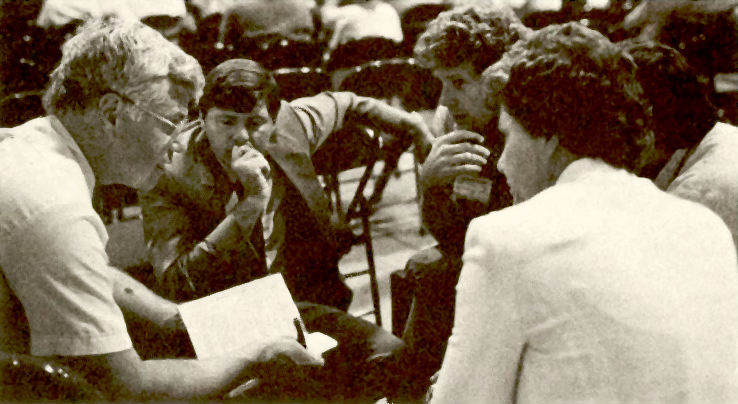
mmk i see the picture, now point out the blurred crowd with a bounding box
[0,0,737,403]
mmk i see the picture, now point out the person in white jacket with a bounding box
[429,21,738,404]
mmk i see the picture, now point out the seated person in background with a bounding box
[429,22,738,404]
[320,0,404,50]
[219,0,317,42]
[141,58,432,311]
[37,0,194,44]
[387,4,529,398]
[622,0,738,125]
[625,41,738,250]
[0,18,323,401]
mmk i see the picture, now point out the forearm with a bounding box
[335,91,416,137]
[137,355,253,400]
[111,268,180,329]
[422,185,471,255]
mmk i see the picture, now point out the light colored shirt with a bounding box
[668,122,738,250]
[322,1,404,49]
[431,158,738,404]
[37,0,186,28]
[0,116,132,356]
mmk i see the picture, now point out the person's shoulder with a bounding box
[466,194,551,246]
[671,122,738,192]
[0,119,92,215]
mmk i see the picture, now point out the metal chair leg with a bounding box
[360,196,382,327]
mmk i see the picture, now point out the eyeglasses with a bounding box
[114,91,199,138]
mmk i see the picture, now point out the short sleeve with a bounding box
[0,202,132,357]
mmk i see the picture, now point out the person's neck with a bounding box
[57,112,117,185]
[549,147,580,185]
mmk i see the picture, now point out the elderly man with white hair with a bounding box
[0,18,322,401]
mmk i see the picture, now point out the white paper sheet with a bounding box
[178,273,301,359]
[305,332,338,357]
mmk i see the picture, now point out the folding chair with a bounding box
[243,35,324,70]
[0,91,45,128]
[337,58,440,233]
[185,13,236,75]
[272,67,332,101]
[0,352,108,402]
[323,37,403,72]
[312,127,399,326]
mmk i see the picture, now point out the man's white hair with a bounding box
[44,17,204,116]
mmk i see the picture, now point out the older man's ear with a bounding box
[98,93,126,130]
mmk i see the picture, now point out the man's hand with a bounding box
[231,145,271,200]
[250,338,325,382]
[255,338,324,367]
[331,223,356,258]
[421,130,491,190]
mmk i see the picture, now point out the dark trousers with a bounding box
[126,302,403,403]
[386,246,462,402]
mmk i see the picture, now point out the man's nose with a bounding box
[497,148,508,174]
[234,128,251,147]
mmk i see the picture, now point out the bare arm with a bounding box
[63,336,323,401]
[111,267,181,331]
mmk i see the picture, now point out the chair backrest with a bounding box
[240,35,324,70]
[339,58,442,111]
[324,37,403,72]
[273,67,332,101]
[0,92,45,128]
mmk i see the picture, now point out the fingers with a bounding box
[431,142,491,162]
[232,145,260,161]
[443,164,483,177]
[434,130,486,147]
[442,148,490,166]
[422,164,483,188]
[261,339,325,367]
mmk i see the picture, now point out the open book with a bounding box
[178,273,336,359]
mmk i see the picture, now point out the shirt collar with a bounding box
[190,124,238,192]
[47,115,97,197]
[555,157,628,186]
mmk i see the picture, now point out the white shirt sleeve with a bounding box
[1,202,132,357]
[429,218,527,404]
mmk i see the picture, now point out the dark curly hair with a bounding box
[624,41,718,154]
[501,22,652,171]
[413,4,532,75]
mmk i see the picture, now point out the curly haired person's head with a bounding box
[500,22,651,172]
[414,4,532,75]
